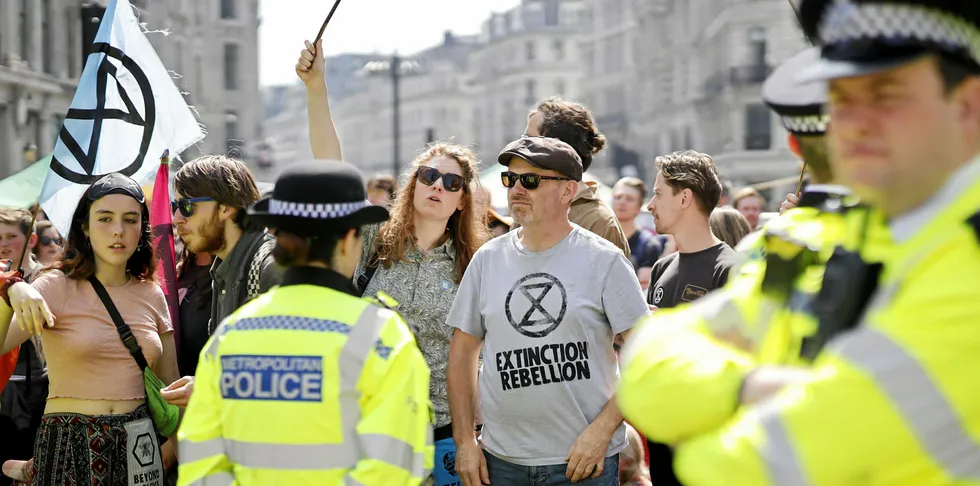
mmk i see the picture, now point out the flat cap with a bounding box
[763,47,829,135]
[799,0,980,81]
[497,136,583,182]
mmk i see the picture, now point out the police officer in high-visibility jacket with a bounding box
[617,46,892,451]
[623,0,980,484]
[177,160,434,485]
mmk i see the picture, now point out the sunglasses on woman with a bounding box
[171,197,215,217]
[500,171,572,190]
[417,166,466,193]
[40,235,63,246]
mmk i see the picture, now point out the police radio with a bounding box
[801,208,882,361]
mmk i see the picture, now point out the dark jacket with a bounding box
[208,230,281,332]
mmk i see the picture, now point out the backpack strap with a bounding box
[246,238,276,302]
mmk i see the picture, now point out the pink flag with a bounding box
[151,150,181,353]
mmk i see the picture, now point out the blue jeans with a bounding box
[483,450,620,486]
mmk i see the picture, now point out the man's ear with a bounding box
[28,233,38,250]
[563,181,577,203]
[956,77,980,133]
[679,188,694,209]
[218,204,236,223]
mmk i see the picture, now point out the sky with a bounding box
[259,0,522,87]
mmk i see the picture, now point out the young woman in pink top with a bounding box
[0,173,180,485]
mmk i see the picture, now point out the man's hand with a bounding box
[161,376,195,408]
[740,366,813,405]
[564,421,615,482]
[779,193,800,214]
[295,39,325,87]
[455,438,489,486]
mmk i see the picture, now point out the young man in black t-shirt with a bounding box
[643,150,736,485]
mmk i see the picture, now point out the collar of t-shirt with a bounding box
[511,225,579,256]
[677,242,728,261]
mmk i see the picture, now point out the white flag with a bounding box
[40,0,205,236]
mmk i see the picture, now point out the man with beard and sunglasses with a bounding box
[447,136,650,486]
[163,156,283,406]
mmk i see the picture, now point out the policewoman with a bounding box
[177,161,434,485]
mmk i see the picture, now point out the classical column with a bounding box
[28,0,43,72]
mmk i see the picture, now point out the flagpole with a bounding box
[313,0,344,45]
[15,206,40,276]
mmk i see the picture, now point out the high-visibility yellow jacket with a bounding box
[618,195,889,444]
[177,269,434,486]
[632,162,980,484]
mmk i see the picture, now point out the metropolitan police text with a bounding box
[221,354,324,402]
[496,341,591,390]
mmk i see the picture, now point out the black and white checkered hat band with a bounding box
[819,1,980,65]
[781,114,829,134]
[268,199,370,219]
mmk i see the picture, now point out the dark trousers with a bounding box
[647,440,683,486]
[0,375,48,486]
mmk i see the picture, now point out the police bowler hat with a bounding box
[799,0,980,81]
[248,160,389,236]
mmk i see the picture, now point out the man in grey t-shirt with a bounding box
[446,136,650,486]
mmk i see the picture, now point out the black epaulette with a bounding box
[969,211,980,244]
[797,185,857,213]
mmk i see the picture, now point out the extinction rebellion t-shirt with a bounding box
[446,225,651,466]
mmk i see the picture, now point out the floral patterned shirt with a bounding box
[356,223,459,428]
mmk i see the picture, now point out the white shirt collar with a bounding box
[889,155,980,244]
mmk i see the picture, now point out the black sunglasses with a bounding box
[417,166,466,192]
[40,235,63,246]
[171,197,215,217]
[500,171,572,190]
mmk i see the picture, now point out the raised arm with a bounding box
[296,39,343,161]
[1,281,55,355]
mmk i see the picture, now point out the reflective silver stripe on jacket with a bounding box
[757,402,810,486]
[185,305,425,476]
[187,471,234,486]
[836,327,980,480]
[756,282,980,483]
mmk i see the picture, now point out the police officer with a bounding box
[617,45,888,455]
[622,0,980,484]
[177,161,434,485]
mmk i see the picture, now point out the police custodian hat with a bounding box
[763,47,829,135]
[249,160,390,236]
[799,0,980,81]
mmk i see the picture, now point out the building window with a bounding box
[526,79,537,105]
[42,0,53,74]
[745,104,771,150]
[555,79,566,95]
[223,43,239,90]
[526,40,536,62]
[553,39,565,61]
[221,0,236,19]
[20,0,29,63]
[748,27,767,67]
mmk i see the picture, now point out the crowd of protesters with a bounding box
[0,32,766,486]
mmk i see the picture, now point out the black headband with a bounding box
[87,173,146,204]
